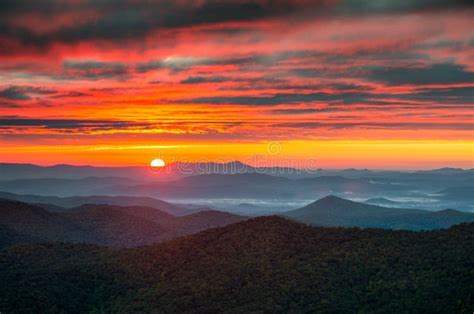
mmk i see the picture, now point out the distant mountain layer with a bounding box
[365,197,404,206]
[2,161,472,181]
[1,163,473,203]
[0,161,316,180]
[0,199,246,248]
[0,177,140,197]
[0,163,151,180]
[285,195,474,230]
[0,217,472,313]
[436,186,474,201]
[101,173,423,199]
[0,191,194,216]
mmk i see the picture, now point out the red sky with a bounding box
[0,0,473,169]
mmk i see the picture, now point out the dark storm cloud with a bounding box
[416,38,474,50]
[1,0,470,18]
[63,60,126,71]
[181,76,230,84]
[292,68,324,78]
[326,83,373,91]
[0,86,56,100]
[403,86,474,104]
[336,0,473,14]
[174,92,374,106]
[230,82,373,91]
[349,52,428,62]
[180,74,283,85]
[175,84,474,106]
[3,0,471,53]
[367,63,474,85]
[0,1,153,45]
[49,91,90,99]
[274,121,474,130]
[271,108,342,114]
[0,101,21,108]
[0,118,150,131]
[199,25,263,36]
[0,1,319,52]
[62,60,129,80]
[0,87,31,100]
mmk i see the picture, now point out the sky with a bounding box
[0,0,473,169]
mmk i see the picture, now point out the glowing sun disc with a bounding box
[150,158,166,168]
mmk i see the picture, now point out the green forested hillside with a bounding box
[1,217,472,313]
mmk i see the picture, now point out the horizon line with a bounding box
[1,161,472,172]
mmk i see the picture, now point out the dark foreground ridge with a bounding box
[1,216,473,313]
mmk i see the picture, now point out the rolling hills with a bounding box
[0,177,138,197]
[2,194,473,250]
[0,191,194,216]
[0,216,472,313]
[285,195,474,230]
[0,199,92,244]
[0,199,247,248]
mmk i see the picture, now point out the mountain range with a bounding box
[1,216,472,313]
[1,163,473,213]
[2,194,473,251]
[0,177,139,197]
[2,162,472,182]
[284,195,474,230]
[99,172,426,200]
[0,199,246,248]
[0,191,194,216]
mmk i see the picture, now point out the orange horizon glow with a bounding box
[1,140,472,170]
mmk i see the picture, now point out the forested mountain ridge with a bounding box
[0,199,246,248]
[0,199,92,244]
[1,217,472,313]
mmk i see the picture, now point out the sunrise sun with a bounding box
[150,158,166,168]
